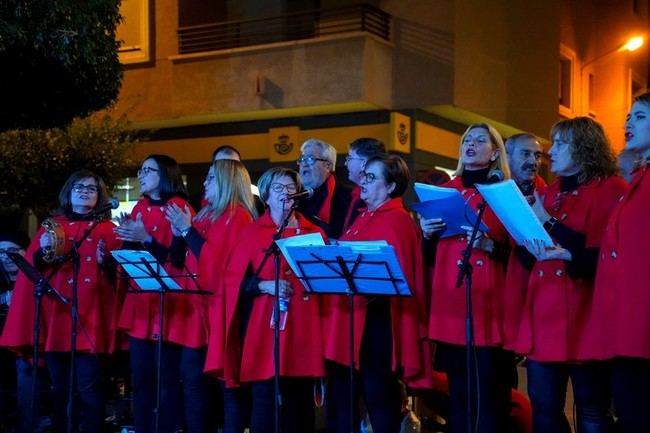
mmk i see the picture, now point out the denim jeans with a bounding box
[610,357,650,433]
[526,360,614,433]
[129,337,183,433]
[44,352,107,433]
[180,346,221,433]
[438,344,513,433]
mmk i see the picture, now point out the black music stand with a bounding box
[112,249,208,433]
[284,243,411,433]
[7,252,69,432]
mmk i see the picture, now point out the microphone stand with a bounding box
[248,203,295,433]
[455,199,487,433]
[45,217,103,433]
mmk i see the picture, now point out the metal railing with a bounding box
[178,3,391,55]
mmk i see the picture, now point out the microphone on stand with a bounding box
[286,188,314,201]
[84,198,120,220]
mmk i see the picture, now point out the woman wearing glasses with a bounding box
[514,117,625,433]
[222,167,325,433]
[322,154,430,433]
[1,169,121,433]
[114,154,193,433]
[422,123,513,433]
[164,159,258,433]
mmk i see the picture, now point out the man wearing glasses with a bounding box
[296,138,351,239]
[342,138,386,230]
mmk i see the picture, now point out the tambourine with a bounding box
[41,218,66,263]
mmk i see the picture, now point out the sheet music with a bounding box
[284,244,411,296]
[411,183,489,237]
[111,249,182,290]
[275,232,326,277]
[475,180,553,247]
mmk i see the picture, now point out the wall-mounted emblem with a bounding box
[274,134,294,155]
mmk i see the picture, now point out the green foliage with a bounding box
[0,0,123,131]
[0,115,138,218]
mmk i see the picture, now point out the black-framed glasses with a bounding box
[0,247,23,256]
[359,171,382,184]
[345,156,365,164]
[72,184,99,194]
[270,183,298,194]
[296,156,328,166]
[137,167,159,176]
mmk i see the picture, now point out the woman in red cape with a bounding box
[587,92,650,433]
[222,167,325,433]
[322,154,431,433]
[421,123,513,433]
[114,154,193,433]
[165,159,257,433]
[515,117,625,433]
[1,169,121,433]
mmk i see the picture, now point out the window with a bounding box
[559,44,577,117]
[117,0,153,64]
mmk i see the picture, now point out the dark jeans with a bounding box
[180,346,221,433]
[610,357,650,433]
[44,352,107,433]
[438,343,513,433]
[16,358,50,433]
[326,298,402,433]
[526,360,614,433]
[129,337,183,433]
[249,378,315,433]
[219,381,251,433]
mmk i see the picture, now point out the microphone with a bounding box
[85,198,119,220]
[483,170,504,184]
[286,188,314,201]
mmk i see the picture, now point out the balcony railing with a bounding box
[177,3,391,55]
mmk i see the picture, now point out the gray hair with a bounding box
[301,138,337,172]
[505,133,538,156]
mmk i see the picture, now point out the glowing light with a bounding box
[620,36,644,52]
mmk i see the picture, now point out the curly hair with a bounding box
[550,117,618,184]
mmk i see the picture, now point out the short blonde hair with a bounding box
[454,123,511,179]
[257,167,303,204]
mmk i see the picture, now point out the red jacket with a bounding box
[321,198,432,389]
[587,167,649,360]
[190,206,253,373]
[513,176,626,361]
[117,196,195,342]
[502,176,547,350]
[428,177,509,347]
[0,215,121,354]
[168,205,253,350]
[223,212,326,385]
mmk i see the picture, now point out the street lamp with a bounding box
[582,35,644,70]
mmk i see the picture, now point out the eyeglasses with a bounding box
[137,167,159,176]
[270,183,298,194]
[345,156,365,164]
[0,247,23,256]
[296,156,328,166]
[72,184,99,194]
[359,171,382,184]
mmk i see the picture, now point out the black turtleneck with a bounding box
[460,167,490,188]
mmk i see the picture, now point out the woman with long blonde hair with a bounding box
[165,159,257,433]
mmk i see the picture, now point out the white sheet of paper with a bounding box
[475,180,553,247]
[275,232,326,277]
